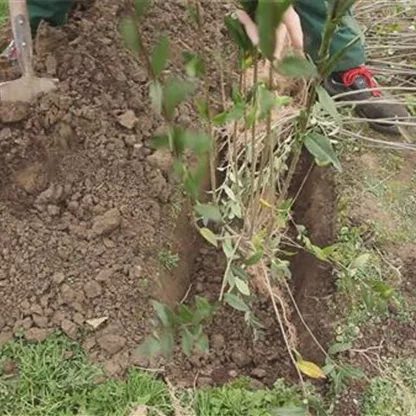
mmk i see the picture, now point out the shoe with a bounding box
[324,65,410,135]
[0,40,17,63]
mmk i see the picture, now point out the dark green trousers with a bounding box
[28,0,74,34]
[295,0,365,71]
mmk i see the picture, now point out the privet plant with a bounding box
[122,0,370,394]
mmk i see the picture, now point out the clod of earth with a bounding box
[91,208,122,237]
[0,102,29,123]
[117,110,138,130]
[97,334,127,355]
[60,319,78,340]
[83,280,103,299]
[24,328,52,343]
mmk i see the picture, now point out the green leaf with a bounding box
[245,249,264,266]
[350,253,370,271]
[183,130,212,154]
[276,56,318,78]
[213,103,245,126]
[258,85,277,119]
[372,281,394,299]
[304,132,342,172]
[135,0,149,18]
[177,304,194,323]
[152,301,170,327]
[181,329,194,357]
[257,0,292,61]
[120,18,140,55]
[224,293,249,312]
[137,336,161,358]
[196,333,209,352]
[235,277,250,296]
[160,331,175,356]
[151,36,170,78]
[150,133,169,149]
[149,81,163,114]
[224,15,255,52]
[183,52,206,78]
[329,342,352,355]
[195,203,222,223]
[199,227,218,248]
[316,85,341,122]
[195,98,209,120]
[163,79,196,121]
[340,363,365,379]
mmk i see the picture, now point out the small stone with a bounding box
[52,272,65,285]
[231,350,252,368]
[211,334,225,350]
[92,208,121,237]
[25,328,51,342]
[97,334,126,355]
[251,368,267,379]
[117,110,138,129]
[84,281,102,299]
[228,370,238,378]
[61,319,78,340]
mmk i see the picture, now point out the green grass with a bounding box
[361,359,416,416]
[0,334,311,416]
[0,0,8,27]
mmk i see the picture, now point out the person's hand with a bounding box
[236,6,304,60]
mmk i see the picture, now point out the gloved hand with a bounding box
[236,5,304,60]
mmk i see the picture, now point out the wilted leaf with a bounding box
[260,198,273,208]
[316,85,341,123]
[224,293,249,312]
[235,277,250,296]
[296,360,326,379]
[121,18,140,54]
[200,227,218,247]
[328,342,352,355]
[195,203,222,223]
[276,56,317,78]
[163,79,196,121]
[86,316,108,330]
[151,36,170,78]
[350,253,370,271]
[149,81,163,114]
[304,132,342,172]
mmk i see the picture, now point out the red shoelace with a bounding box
[341,66,382,97]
